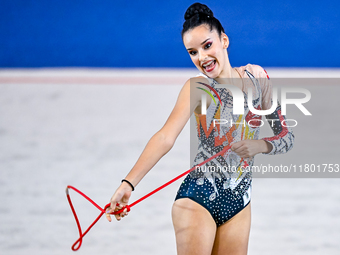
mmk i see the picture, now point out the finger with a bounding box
[116,206,126,216]
[114,205,125,214]
[236,149,250,158]
[233,144,246,154]
[114,207,127,219]
[105,212,112,222]
[105,206,112,222]
[238,149,249,158]
[108,202,120,214]
[108,203,115,214]
[231,142,243,151]
[122,208,128,217]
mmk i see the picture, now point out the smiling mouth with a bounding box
[202,60,216,72]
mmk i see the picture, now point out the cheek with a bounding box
[214,49,225,64]
[190,56,200,66]
[210,47,220,58]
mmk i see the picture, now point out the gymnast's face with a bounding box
[183,24,229,79]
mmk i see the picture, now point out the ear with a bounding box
[221,33,229,49]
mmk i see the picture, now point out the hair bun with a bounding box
[184,3,214,20]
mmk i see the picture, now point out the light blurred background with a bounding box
[0,1,339,255]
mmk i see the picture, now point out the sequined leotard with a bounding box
[175,64,294,226]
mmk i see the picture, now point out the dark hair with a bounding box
[181,3,225,38]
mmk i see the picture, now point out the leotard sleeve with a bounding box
[257,66,295,155]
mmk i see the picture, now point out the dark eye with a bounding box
[189,50,197,56]
[204,42,212,49]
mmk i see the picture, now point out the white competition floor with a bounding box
[0,68,339,255]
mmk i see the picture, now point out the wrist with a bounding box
[259,139,272,154]
[121,179,135,191]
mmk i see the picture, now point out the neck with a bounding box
[214,52,243,88]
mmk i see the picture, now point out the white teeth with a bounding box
[203,60,214,67]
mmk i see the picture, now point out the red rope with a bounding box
[66,145,231,251]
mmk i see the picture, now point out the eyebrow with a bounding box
[186,38,211,51]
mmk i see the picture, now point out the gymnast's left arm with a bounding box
[260,104,295,155]
[231,66,294,157]
[259,68,295,155]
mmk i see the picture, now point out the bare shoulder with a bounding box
[187,75,212,91]
[243,63,268,79]
[179,76,212,96]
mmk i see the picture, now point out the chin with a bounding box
[204,70,219,79]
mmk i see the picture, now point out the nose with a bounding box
[198,49,207,63]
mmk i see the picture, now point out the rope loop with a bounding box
[66,145,231,251]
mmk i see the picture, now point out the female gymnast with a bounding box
[106,3,294,255]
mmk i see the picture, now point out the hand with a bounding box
[105,182,133,222]
[231,139,271,158]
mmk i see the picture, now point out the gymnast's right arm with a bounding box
[106,78,204,222]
